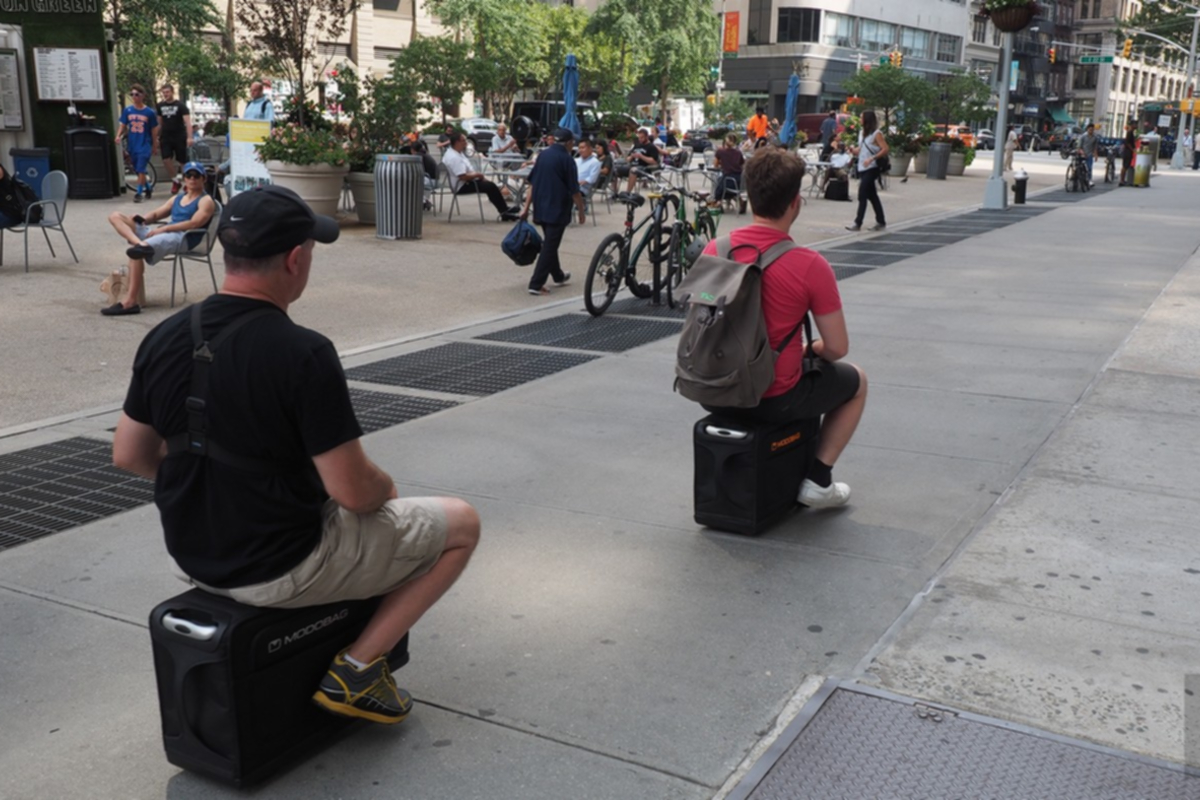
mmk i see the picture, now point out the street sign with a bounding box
[1080,55,1114,64]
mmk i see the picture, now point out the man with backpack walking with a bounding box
[676,149,867,507]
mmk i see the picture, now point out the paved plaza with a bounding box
[0,151,1197,798]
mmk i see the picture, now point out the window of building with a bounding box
[1093,0,1102,17]
[1074,64,1099,89]
[374,0,402,10]
[747,0,772,44]
[1121,68,1128,91]
[860,19,896,51]
[936,33,960,63]
[1079,0,1088,19]
[821,12,854,47]
[972,16,987,43]
[899,27,931,58]
[318,41,350,58]
[778,8,820,43]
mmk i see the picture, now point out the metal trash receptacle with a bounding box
[1141,133,1160,171]
[9,147,50,196]
[926,141,951,180]
[63,127,113,198]
[375,154,423,240]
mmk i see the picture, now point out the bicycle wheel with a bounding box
[1105,159,1115,184]
[665,221,687,309]
[584,233,626,317]
[1064,164,1075,192]
[125,158,157,192]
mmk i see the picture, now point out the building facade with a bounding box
[718,0,973,119]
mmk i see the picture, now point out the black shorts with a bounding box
[161,136,189,164]
[704,360,860,425]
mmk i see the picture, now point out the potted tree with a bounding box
[340,63,427,224]
[256,100,349,217]
[885,132,921,177]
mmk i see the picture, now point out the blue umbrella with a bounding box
[780,73,800,147]
[558,54,582,139]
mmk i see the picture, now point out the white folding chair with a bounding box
[157,200,222,307]
[0,170,79,272]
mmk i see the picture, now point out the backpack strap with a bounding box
[756,241,808,355]
[166,303,299,474]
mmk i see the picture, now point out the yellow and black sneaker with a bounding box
[312,650,412,725]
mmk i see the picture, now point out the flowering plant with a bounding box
[256,124,349,167]
[978,0,1040,15]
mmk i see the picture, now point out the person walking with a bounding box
[116,84,159,203]
[156,84,193,194]
[1119,123,1137,186]
[519,127,585,296]
[1078,123,1098,186]
[846,109,887,232]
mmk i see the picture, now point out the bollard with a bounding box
[375,154,424,240]
[1012,169,1028,204]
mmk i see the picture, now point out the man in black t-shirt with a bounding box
[156,84,193,192]
[113,185,481,726]
[622,127,662,194]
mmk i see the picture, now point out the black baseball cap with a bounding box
[218,185,339,258]
[552,127,575,142]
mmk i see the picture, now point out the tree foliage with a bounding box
[390,36,473,123]
[235,0,356,126]
[1121,1,1196,66]
[107,0,226,104]
[842,64,935,133]
[931,70,993,127]
[704,91,753,125]
[338,62,430,170]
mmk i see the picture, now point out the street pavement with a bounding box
[0,150,1197,798]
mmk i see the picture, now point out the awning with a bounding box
[1047,106,1075,125]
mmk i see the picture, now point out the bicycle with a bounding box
[1064,149,1090,193]
[1101,145,1118,184]
[664,190,722,308]
[122,142,157,194]
[584,170,679,317]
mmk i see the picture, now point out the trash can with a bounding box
[374,154,424,240]
[1141,133,1160,172]
[926,141,951,180]
[1012,169,1028,204]
[9,148,50,197]
[1134,146,1153,187]
[63,127,113,198]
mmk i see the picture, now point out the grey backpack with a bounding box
[674,236,806,408]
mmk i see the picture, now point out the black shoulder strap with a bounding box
[166,304,297,474]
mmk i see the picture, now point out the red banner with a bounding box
[723,12,739,54]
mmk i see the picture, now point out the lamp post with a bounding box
[984,29,1015,209]
[1170,13,1200,169]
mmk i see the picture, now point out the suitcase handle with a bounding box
[162,611,219,642]
[705,425,748,440]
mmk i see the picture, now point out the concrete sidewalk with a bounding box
[1,156,1198,798]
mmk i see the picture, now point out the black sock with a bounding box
[808,459,833,488]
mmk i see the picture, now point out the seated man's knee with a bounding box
[852,364,868,398]
[440,497,480,548]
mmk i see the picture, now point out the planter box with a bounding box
[347,171,376,225]
[888,155,910,177]
[913,151,929,174]
[947,152,966,176]
[265,160,349,217]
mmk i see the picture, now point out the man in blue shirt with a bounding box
[574,139,601,195]
[116,83,160,203]
[519,127,585,296]
[244,80,275,121]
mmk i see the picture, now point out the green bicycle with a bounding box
[583,170,680,317]
[664,190,721,309]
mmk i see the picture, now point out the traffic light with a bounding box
[1048,47,1056,64]
[1122,38,1133,58]
[890,51,903,68]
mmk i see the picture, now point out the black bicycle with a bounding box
[664,190,721,308]
[584,171,679,317]
[1064,150,1091,193]
[1101,144,1118,184]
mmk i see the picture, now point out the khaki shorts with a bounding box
[172,497,448,608]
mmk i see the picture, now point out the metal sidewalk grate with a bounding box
[346,341,599,394]
[819,251,905,268]
[821,241,940,255]
[0,437,152,551]
[349,388,460,434]
[476,314,683,352]
[736,686,1197,800]
[830,265,874,281]
[601,296,688,320]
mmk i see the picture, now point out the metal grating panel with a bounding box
[740,687,1198,800]
[0,437,153,551]
[830,265,874,281]
[477,314,683,352]
[349,388,461,434]
[819,252,905,268]
[602,296,688,320]
[822,241,940,255]
[347,341,599,395]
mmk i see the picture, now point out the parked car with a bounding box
[1046,125,1083,152]
[452,117,500,154]
[933,124,976,149]
[507,101,638,146]
[682,129,714,152]
[975,128,995,150]
[1009,125,1045,151]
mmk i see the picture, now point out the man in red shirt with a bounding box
[700,148,867,507]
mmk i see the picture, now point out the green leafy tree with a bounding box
[235,0,356,127]
[841,64,935,134]
[704,91,752,126]
[391,36,473,123]
[585,1,648,103]
[930,70,993,127]
[108,0,225,103]
[338,62,430,171]
[1121,1,1196,66]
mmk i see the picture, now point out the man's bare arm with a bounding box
[811,309,850,362]
[312,439,397,514]
[113,413,166,479]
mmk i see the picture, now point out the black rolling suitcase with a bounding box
[150,589,408,786]
[693,414,820,535]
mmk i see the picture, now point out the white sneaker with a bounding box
[798,478,851,508]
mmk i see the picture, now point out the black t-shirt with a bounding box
[630,140,660,166]
[157,100,191,139]
[123,295,363,588]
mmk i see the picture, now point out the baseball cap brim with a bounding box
[182,161,206,175]
[310,213,339,245]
